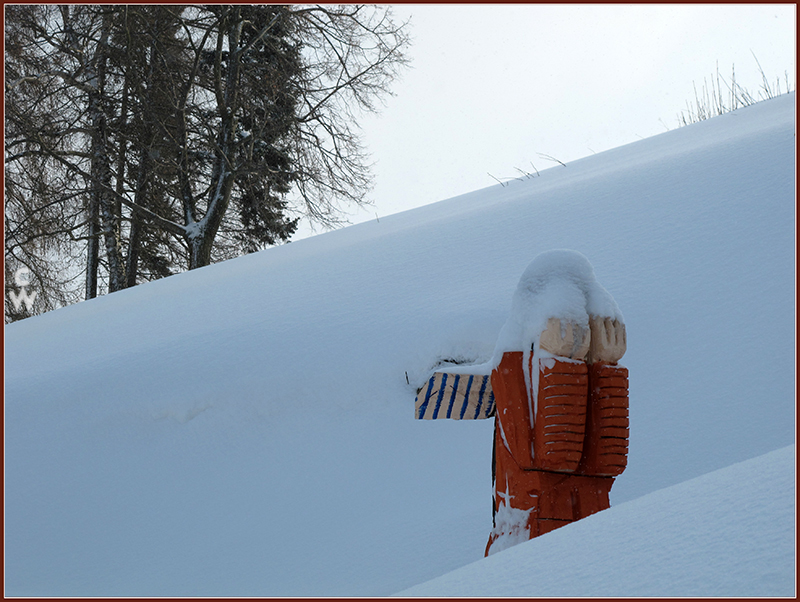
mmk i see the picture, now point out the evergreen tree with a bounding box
[5,5,409,321]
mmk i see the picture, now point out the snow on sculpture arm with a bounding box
[415,251,627,420]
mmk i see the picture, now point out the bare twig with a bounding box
[538,153,566,167]
[488,173,507,187]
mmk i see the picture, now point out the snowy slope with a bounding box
[397,444,796,598]
[4,92,795,597]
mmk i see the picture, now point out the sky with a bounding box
[296,3,796,237]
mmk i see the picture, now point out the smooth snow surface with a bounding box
[397,444,796,597]
[5,93,796,597]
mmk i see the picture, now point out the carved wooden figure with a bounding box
[414,251,629,555]
[484,317,628,554]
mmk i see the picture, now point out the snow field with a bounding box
[4,92,795,596]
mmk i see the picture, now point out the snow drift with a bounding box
[4,92,795,596]
[398,444,796,598]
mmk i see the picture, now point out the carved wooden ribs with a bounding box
[487,352,629,555]
[534,358,589,472]
[580,362,629,477]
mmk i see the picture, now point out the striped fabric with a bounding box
[415,372,495,420]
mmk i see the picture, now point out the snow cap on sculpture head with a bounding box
[492,249,624,361]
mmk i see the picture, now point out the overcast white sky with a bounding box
[296,3,795,238]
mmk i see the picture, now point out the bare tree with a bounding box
[4,4,410,321]
[5,4,94,312]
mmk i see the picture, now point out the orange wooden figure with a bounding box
[485,317,629,556]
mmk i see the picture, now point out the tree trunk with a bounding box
[85,197,100,300]
[125,207,142,287]
[125,143,153,286]
[89,12,126,291]
[186,9,242,270]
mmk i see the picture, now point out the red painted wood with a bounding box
[491,352,535,469]
[486,353,630,556]
[578,362,630,476]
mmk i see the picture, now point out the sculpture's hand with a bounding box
[539,317,590,360]
[588,316,626,364]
